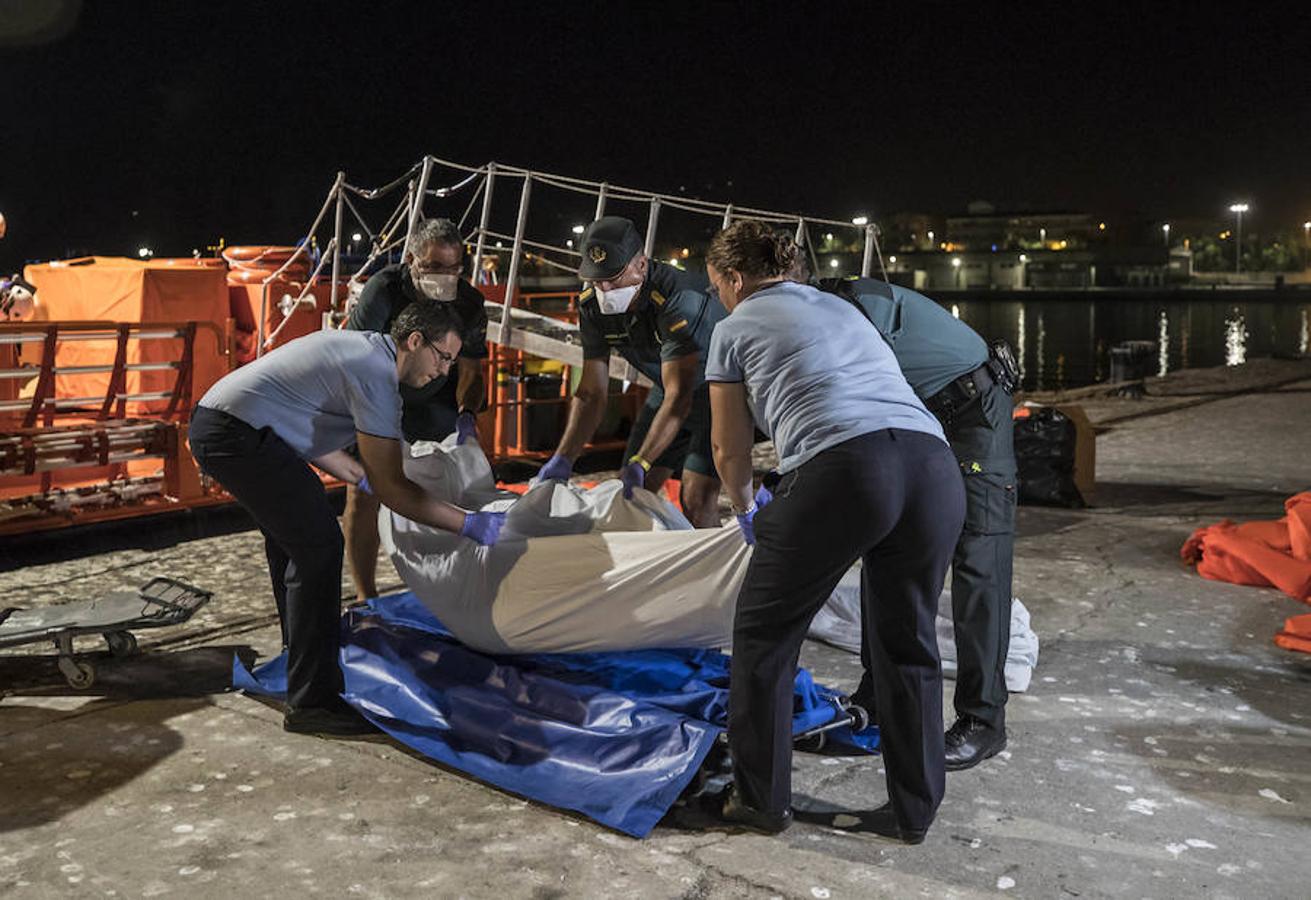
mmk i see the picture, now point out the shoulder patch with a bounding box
[650,289,667,306]
[579,286,594,301]
[668,319,689,333]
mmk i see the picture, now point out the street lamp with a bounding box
[571,224,585,235]
[951,255,962,288]
[1228,203,1249,274]
[1162,223,1170,248]
[851,215,869,226]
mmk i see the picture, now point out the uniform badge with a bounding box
[589,246,607,264]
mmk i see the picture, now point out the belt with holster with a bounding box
[923,363,995,419]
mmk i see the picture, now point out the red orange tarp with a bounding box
[1181,492,1311,653]
[22,257,230,412]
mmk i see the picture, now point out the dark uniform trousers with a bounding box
[189,406,345,710]
[943,379,1017,730]
[730,429,965,830]
[858,378,1016,731]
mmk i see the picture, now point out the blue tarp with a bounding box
[233,591,879,837]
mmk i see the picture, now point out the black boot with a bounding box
[944,715,1007,771]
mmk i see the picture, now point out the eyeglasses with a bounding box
[427,340,456,365]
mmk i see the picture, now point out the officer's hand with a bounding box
[537,453,572,483]
[735,503,759,546]
[460,510,506,547]
[754,483,774,510]
[619,456,648,500]
[455,411,478,446]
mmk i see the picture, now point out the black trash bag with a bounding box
[1014,407,1086,507]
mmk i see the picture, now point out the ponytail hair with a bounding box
[706,220,799,279]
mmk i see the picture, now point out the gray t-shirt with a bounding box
[198,329,403,459]
[704,281,945,473]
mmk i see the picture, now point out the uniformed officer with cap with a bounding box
[537,216,726,526]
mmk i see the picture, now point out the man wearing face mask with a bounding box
[344,218,488,602]
[537,216,726,527]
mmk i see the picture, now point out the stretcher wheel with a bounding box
[796,731,827,752]
[848,704,870,734]
[105,630,138,657]
[58,656,96,690]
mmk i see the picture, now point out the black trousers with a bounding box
[859,378,1016,730]
[729,429,965,831]
[189,406,346,710]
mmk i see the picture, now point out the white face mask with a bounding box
[595,283,640,315]
[415,272,459,302]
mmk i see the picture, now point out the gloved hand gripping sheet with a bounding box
[378,438,753,653]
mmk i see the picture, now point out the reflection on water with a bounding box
[946,294,1309,391]
[1224,312,1248,367]
[1157,310,1170,377]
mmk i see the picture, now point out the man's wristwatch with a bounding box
[627,454,652,472]
[730,500,757,517]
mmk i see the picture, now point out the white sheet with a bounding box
[380,439,751,654]
[808,565,1040,692]
[381,439,1038,690]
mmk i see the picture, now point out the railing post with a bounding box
[497,173,533,345]
[405,156,434,248]
[644,198,660,259]
[329,171,346,322]
[594,183,609,221]
[471,163,497,284]
[860,223,876,278]
[721,204,733,230]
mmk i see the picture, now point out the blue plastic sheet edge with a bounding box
[232,591,879,838]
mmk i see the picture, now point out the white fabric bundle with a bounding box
[807,565,1040,691]
[380,439,752,654]
[381,439,1039,689]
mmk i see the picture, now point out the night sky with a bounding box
[3,1,1309,263]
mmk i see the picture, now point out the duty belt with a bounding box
[923,363,995,418]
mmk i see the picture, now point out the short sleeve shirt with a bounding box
[577,261,726,393]
[705,281,945,473]
[198,329,402,459]
[821,277,989,400]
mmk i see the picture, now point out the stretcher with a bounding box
[0,577,211,688]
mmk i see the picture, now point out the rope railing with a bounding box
[275,152,883,366]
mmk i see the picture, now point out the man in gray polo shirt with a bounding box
[190,302,505,736]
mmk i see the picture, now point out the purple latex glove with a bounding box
[619,459,647,499]
[537,453,573,482]
[735,502,759,546]
[356,474,373,495]
[754,483,773,509]
[455,411,478,446]
[460,510,506,546]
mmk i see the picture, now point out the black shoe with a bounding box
[944,715,1007,771]
[283,702,379,737]
[671,784,792,835]
[792,802,928,845]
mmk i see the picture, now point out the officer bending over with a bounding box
[189,303,505,736]
[537,216,726,527]
[807,267,1018,772]
[699,222,964,843]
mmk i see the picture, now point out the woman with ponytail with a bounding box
[694,220,965,843]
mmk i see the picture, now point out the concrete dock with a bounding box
[2,365,1309,898]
